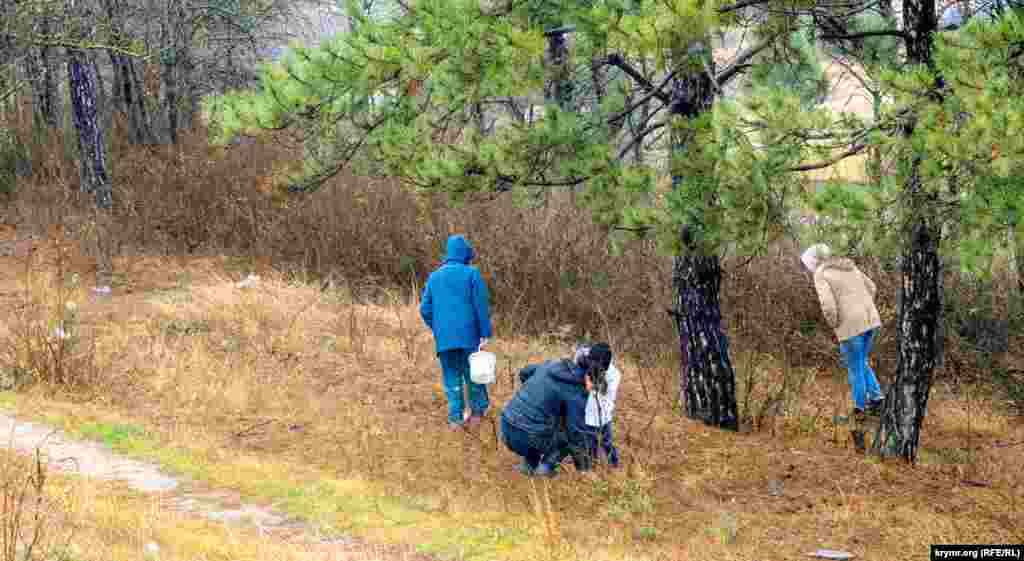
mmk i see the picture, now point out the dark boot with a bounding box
[851,408,867,452]
[851,430,866,453]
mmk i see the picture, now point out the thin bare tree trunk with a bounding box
[90,50,110,133]
[25,16,63,129]
[101,0,158,144]
[159,0,183,144]
[111,53,157,143]
[180,38,198,131]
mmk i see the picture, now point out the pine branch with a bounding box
[605,53,672,104]
[819,29,910,42]
[608,71,675,125]
[618,121,666,160]
[0,81,26,105]
[787,142,868,172]
[715,32,783,86]
[717,0,775,14]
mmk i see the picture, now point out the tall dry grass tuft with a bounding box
[0,448,66,561]
[0,231,100,395]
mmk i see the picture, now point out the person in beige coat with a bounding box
[802,244,884,416]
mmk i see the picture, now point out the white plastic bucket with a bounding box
[469,350,496,385]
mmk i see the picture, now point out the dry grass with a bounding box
[0,244,1020,560]
[1,109,1022,560]
[0,449,435,561]
[0,448,61,561]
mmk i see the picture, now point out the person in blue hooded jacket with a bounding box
[420,235,494,430]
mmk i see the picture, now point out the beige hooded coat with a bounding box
[813,258,882,342]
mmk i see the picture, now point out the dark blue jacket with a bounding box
[420,235,493,353]
[502,359,593,468]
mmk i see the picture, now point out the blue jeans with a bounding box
[839,329,882,410]
[595,423,620,467]
[502,416,544,469]
[439,349,489,424]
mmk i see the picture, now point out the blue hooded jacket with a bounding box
[420,235,493,353]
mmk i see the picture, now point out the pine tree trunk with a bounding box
[591,55,606,107]
[545,27,572,109]
[1014,228,1023,297]
[180,39,198,131]
[159,0,184,144]
[669,44,738,431]
[110,53,156,144]
[673,248,739,430]
[183,63,198,131]
[101,0,157,144]
[66,0,113,210]
[68,51,113,210]
[633,93,648,165]
[90,51,110,133]
[161,53,178,144]
[67,0,116,287]
[873,0,942,462]
[873,196,942,460]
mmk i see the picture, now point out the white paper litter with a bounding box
[807,550,854,560]
[236,274,260,289]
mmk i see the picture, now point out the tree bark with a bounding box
[90,50,110,132]
[669,44,739,431]
[181,45,198,131]
[873,195,943,460]
[673,246,739,430]
[159,0,185,144]
[872,0,942,462]
[66,0,113,211]
[101,0,157,144]
[545,28,572,109]
[1012,224,1024,297]
[68,53,113,210]
[25,17,63,129]
[591,55,606,107]
[110,52,157,144]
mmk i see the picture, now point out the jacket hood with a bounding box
[444,235,474,264]
[549,360,587,385]
[820,257,857,272]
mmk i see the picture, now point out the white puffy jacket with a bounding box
[585,362,621,427]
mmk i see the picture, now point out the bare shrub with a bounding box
[0,237,100,394]
[0,447,67,561]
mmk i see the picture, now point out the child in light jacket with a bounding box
[584,352,621,468]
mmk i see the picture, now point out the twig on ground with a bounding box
[233,419,273,438]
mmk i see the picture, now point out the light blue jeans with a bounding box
[439,349,489,424]
[839,328,883,410]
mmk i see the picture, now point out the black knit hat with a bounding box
[583,342,612,372]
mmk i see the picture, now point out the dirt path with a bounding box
[0,412,430,561]
[0,233,433,560]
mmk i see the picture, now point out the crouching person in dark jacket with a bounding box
[537,343,614,475]
[500,345,610,477]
